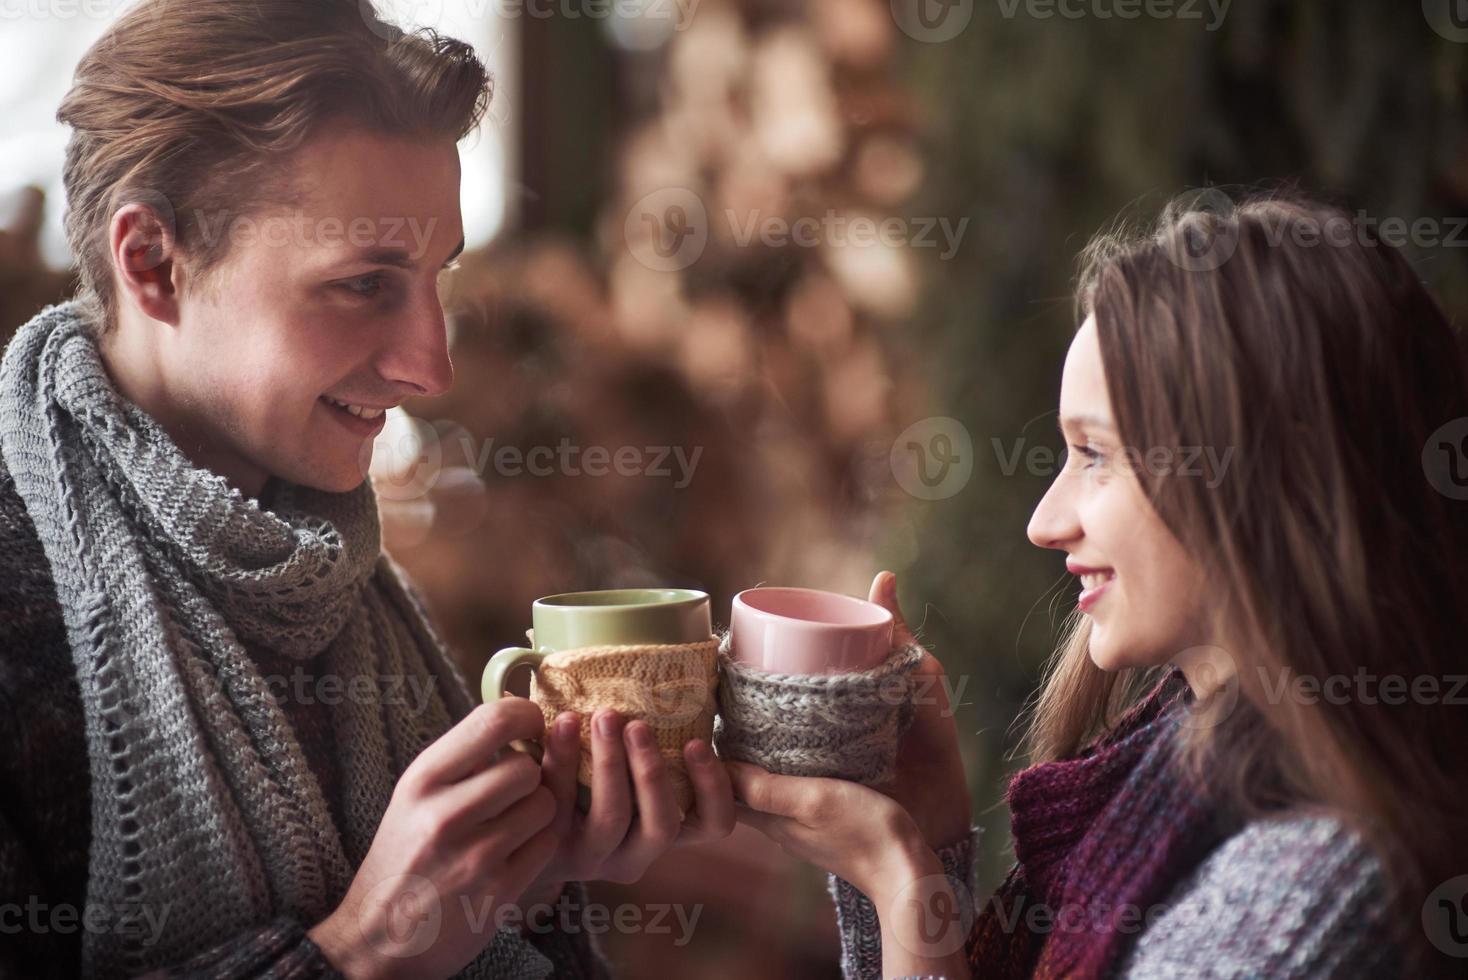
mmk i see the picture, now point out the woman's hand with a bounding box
[520,706,736,907]
[309,698,560,980]
[869,570,973,850]
[728,762,971,980]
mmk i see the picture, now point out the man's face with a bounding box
[162,127,463,494]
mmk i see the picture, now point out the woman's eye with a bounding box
[1070,443,1104,470]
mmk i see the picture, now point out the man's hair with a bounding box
[57,0,492,330]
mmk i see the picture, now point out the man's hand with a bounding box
[309,699,560,980]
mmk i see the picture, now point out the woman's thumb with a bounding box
[869,570,915,645]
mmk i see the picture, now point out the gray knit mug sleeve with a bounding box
[711,633,925,785]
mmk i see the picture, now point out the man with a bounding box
[0,1,734,976]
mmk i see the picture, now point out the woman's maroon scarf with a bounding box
[967,668,1232,978]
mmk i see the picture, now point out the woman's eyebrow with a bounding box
[1058,412,1117,433]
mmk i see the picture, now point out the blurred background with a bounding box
[4,0,1468,975]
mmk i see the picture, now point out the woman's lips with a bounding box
[1077,576,1113,612]
[1067,562,1116,613]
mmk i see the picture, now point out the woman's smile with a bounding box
[1066,560,1116,612]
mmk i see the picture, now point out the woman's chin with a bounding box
[1086,624,1138,673]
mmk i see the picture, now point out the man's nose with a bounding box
[378,298,453,398]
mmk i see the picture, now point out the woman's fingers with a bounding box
[612,720,682,871]
[583,709,633,854]
[732,801,787,838]
[540,711,582,834]
[678,739,735,842]
[725,760,811,820]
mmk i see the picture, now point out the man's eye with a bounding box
[339,273,386,298]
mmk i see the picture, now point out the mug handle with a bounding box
[482,647,550,763]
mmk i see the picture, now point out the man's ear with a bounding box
[109,200,184,326]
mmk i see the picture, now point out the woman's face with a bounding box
[1026,315,1209,671]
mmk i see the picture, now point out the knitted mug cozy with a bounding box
[528,637,721,812]
[712,633,924,785]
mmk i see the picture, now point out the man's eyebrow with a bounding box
[1057,412,1117,433]
[350,236,465,269]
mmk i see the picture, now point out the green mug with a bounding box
[482,588,715,809]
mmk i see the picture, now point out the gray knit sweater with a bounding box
[0,307,609,978]
[830,806,1400,978]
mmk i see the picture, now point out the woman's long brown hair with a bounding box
[1024,191,1468,974]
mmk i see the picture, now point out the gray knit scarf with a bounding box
[0,302,539,978]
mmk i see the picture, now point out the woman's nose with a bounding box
[1027,480,1080,551]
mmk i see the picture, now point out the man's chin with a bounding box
[263,453,369,495]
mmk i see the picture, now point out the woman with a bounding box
[730,193,1468,979]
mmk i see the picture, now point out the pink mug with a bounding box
[729,587,894,674]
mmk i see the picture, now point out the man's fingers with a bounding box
[434,748,543,832]
[412,698,547,788]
